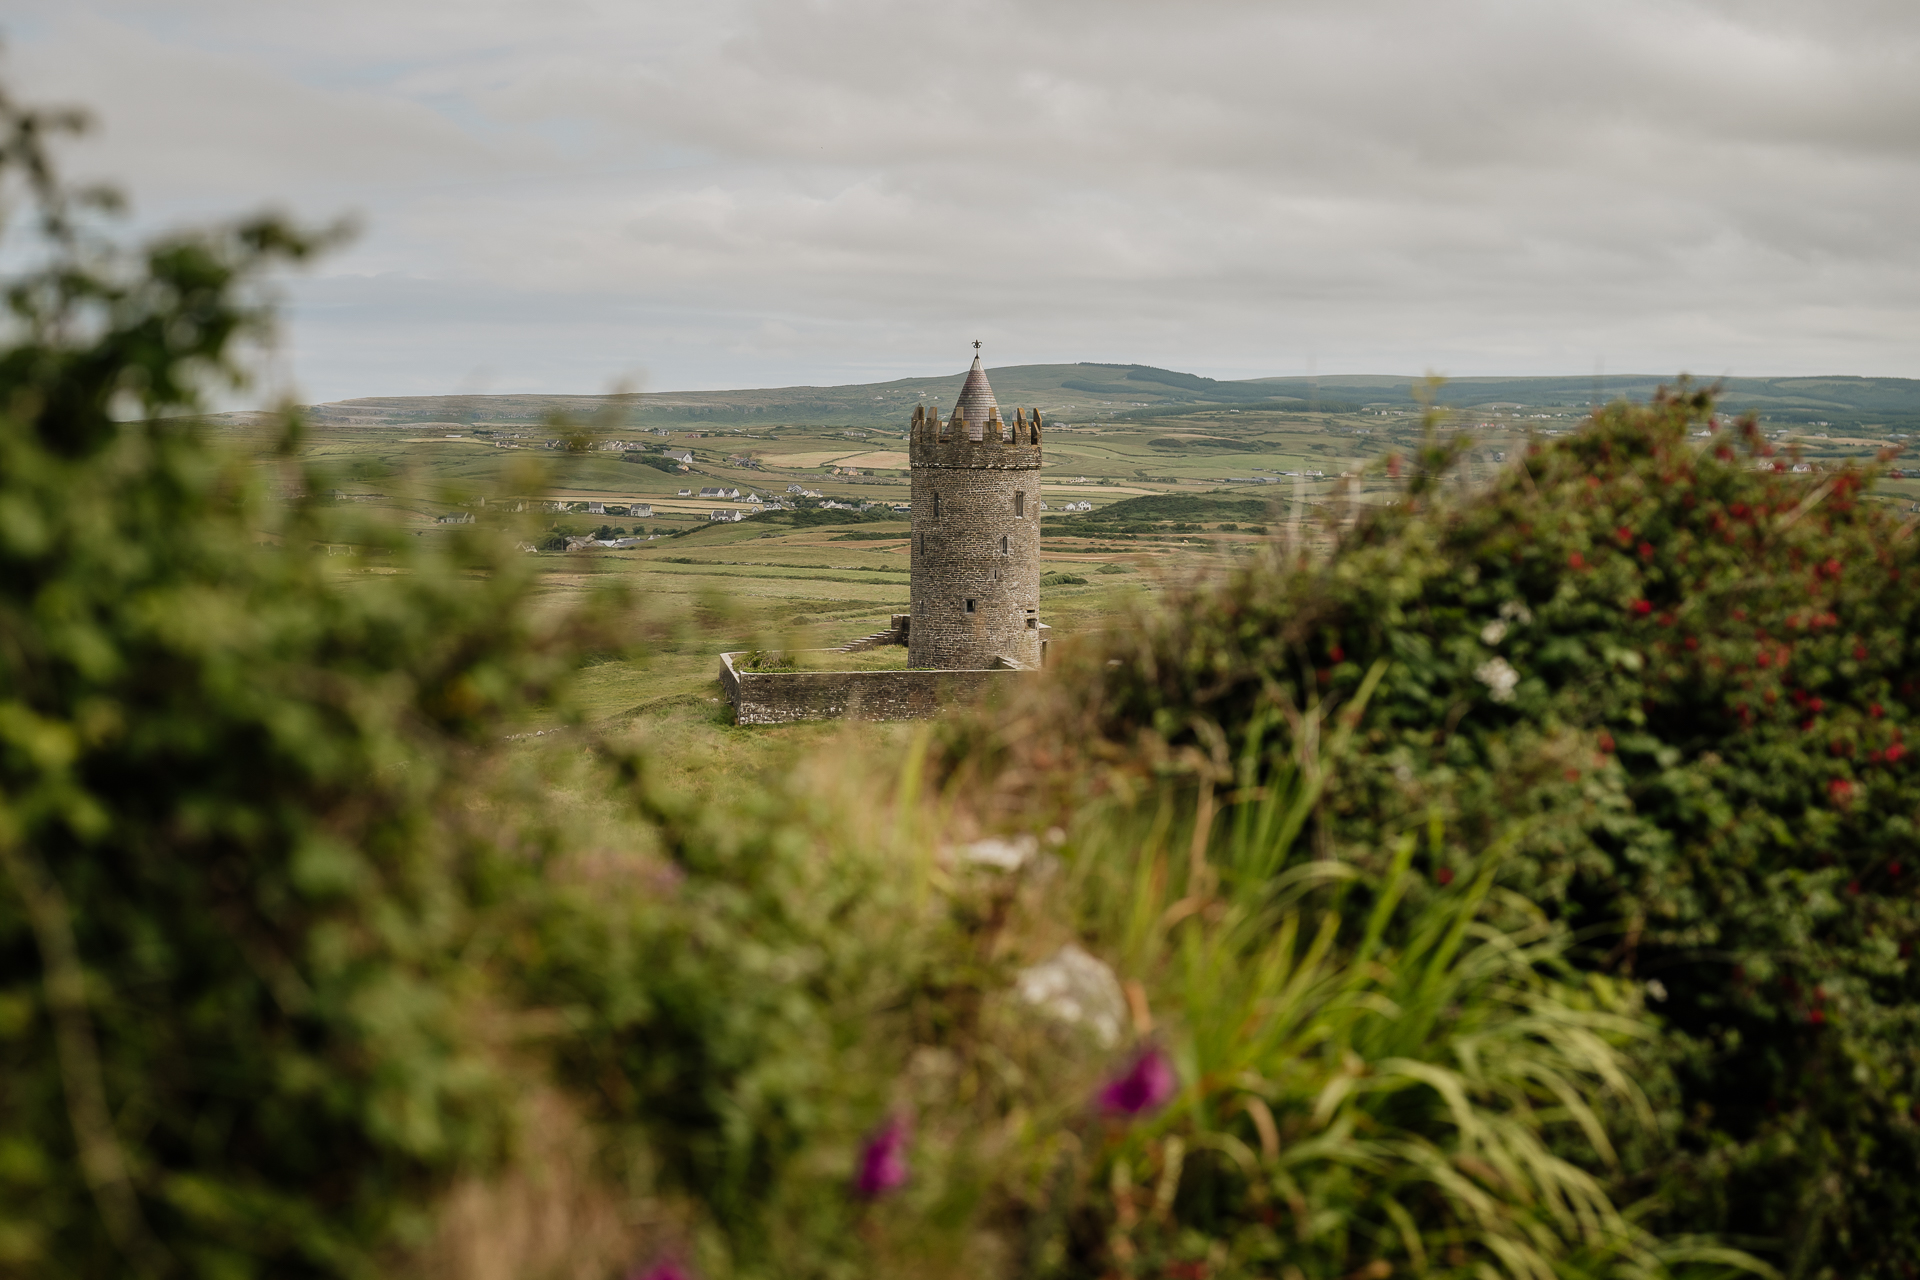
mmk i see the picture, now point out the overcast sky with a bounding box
[8,0,1919,402]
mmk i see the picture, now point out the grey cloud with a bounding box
[8,0,1920,402]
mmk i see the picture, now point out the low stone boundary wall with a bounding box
[720,651,1030,724]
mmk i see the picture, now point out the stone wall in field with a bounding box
[720,651,1029,725]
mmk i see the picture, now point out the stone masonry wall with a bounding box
[909,415,1043,670]
[720,651,1029,724]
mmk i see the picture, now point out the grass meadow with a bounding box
[256,388,1920,786]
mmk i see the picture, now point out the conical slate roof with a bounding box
[953,352,999,436]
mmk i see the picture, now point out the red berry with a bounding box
[1633,599,1652,615]
[1436,867,1454,886]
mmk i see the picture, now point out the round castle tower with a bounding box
[908,348,1044,669]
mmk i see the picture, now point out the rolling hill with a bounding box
[245,365,1920,434]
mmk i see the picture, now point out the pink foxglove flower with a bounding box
[629,1260,692,1280]
[1097,1047,1177,1117]
[854,1114,911,1199]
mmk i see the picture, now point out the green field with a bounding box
[223,363,1920,744]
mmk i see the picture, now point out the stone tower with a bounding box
[908,347,1044,669]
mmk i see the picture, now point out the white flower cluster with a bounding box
[1481,601,1533,648]
[1475,656,1520,702]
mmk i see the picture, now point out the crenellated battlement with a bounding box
[909,402,1043,469]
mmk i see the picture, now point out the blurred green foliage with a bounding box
[0,87,607,1275]
[0,85,923,1280]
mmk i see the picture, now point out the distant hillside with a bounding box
[1254,374,1920,428]
[237,366,1920,433]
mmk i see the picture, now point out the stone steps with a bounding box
[836,628,905,654]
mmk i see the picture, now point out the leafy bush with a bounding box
[0,86,933,1280]
[0,89,640,1275]
[1020,389,1920,1275]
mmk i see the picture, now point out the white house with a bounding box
[708,508,744,522]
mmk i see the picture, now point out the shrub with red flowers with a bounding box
[1033,387,1920,1274]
